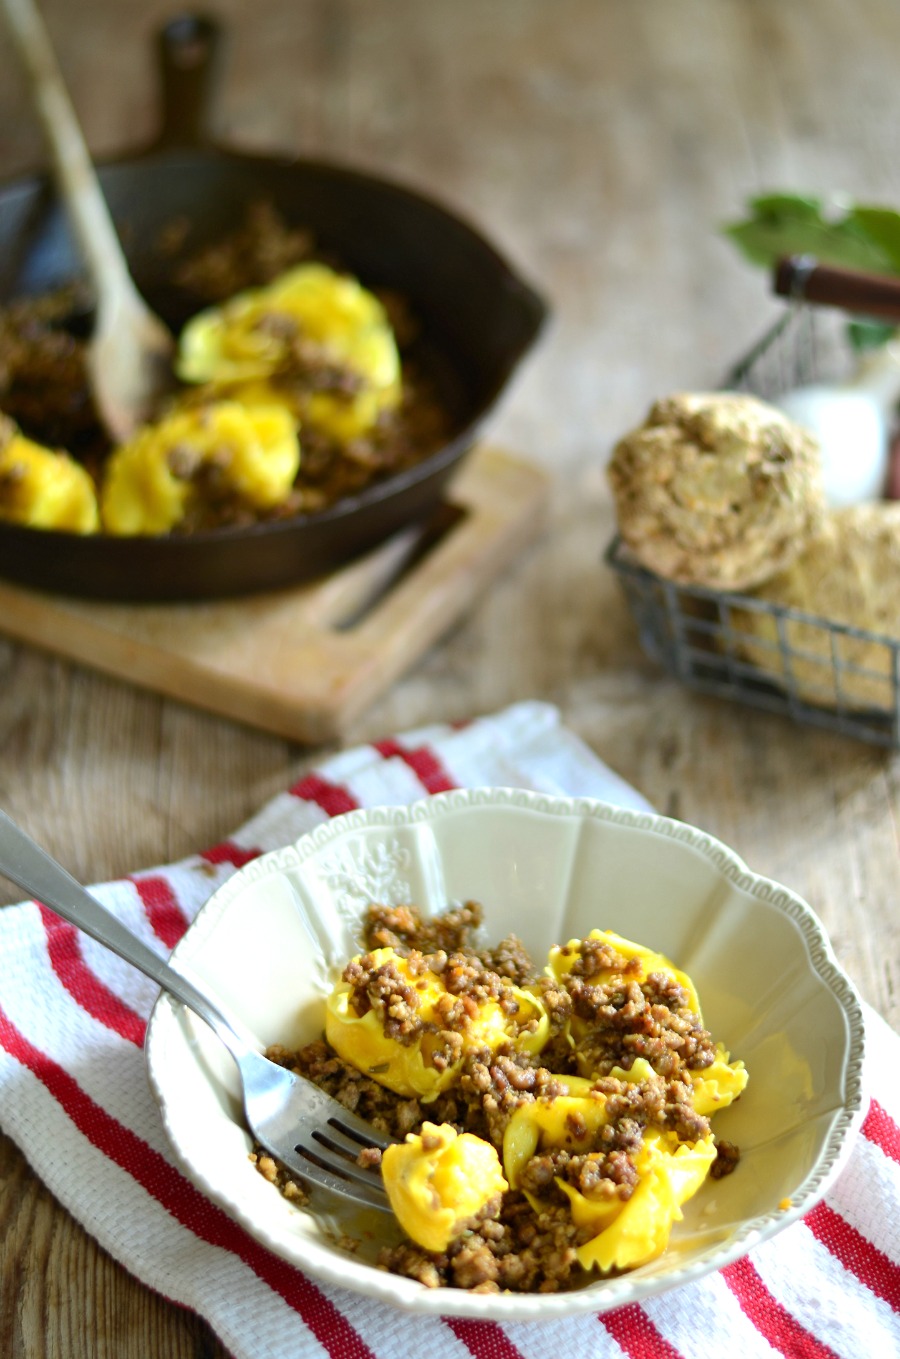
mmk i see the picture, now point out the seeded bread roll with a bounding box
[731,503,900,710]
[607,392,824,589]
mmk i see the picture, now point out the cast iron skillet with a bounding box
[0,15,547,601]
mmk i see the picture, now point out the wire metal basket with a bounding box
[606,299,900,748]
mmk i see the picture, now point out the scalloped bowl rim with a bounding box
[146,788,867,1321]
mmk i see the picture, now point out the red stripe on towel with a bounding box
[444,1319,527,1359]
[289,773,359,817]
[805,1201,900,1312]
[863,1099,900,1167]
[723,1255,842,1358]
[200,842,262,869]
[37,904,146,1048]
[0,1004,377,1359]
[130,876,190,949]
[601,1303,686,1359]
[373,739,458,794]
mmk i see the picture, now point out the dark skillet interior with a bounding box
[0,21,547,602]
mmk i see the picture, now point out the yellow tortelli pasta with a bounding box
[176,262,401,444]
[325,945,549,1100]
[381,1123,508,1252]
[323,922,748,1276]
[100,401,300,535]
[0,421,99,533]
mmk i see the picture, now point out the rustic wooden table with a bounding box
[1,1,898,1354]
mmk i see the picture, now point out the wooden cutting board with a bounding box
[0,445,548,743]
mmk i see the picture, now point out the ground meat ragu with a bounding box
[711,1139,742,1180]
[564,935,641,979]
[342,955,426,1044]
[565,967,717,1079]
[343,936,538,1045]
[262,902,743,1293]
[363,900,484,955]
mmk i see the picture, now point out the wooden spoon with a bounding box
[2,0,174,443]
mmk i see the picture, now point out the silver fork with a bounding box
[0,810,393,1212]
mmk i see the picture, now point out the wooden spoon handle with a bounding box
[774,255,900,321]
[1,0,134,308]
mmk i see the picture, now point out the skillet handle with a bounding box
[153,13,223,150]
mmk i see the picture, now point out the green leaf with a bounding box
[723,201,893,273]
[846,316,899,351]
[847,206,900,273]
[722,193,900,355]
[744,192,825,220]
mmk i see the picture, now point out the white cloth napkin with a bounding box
[0,700,897,1359]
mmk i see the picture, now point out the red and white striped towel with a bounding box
[0,700,898,1359]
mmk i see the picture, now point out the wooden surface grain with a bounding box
[1,1,899,1354]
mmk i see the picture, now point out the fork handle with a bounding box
[0,809,249,1057]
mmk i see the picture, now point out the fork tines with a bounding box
[290,1125,392,1211]
[291,1098,395,1211]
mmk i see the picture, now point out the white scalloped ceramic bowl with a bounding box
[146,788,866,1320]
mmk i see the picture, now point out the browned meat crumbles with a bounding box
[363,900,485,955]
[383,1194,595,1294]
[170,356,451,531]
[711,1139,742,1179]
[564,934,641,979]
[171,201,317,299]
[520,1145,640,1206]
[260,902,748,1294]
[457,1045,572,1146]
[0,285,103,466]
[341,923,541,1054]
[563,971,717,1079]
[342,954,429,1044]
[248,1148,310,1206]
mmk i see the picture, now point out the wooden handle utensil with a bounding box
[1,0,174,442]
